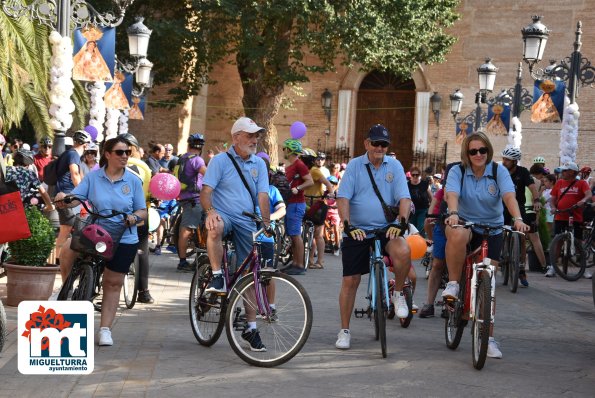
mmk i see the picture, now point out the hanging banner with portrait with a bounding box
[485,103,510,136]
[531,79,565,123]
[120,74,146,120]
[72,25,115,83]
[104,71,131,110]
[455,119,473,145]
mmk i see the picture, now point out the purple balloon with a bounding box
[256,152,270,162]
[290,121,307,140]
[84,125,98,141]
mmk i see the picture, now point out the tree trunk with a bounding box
[241,81,284,167]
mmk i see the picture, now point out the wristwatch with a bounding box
[133,214,142,224]
[513,216,524,222]
[448,211,459,216]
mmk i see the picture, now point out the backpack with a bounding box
[43,151,68,185]
[271,171,291,202]
[173,154,199,192]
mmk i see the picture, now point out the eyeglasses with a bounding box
[86,151,97,156]
[111,149,132,157]
[468,147,488,156]
[165,148,173,151]
[411,173,420,177]
[370,141,389,148]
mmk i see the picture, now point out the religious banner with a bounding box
[72,25,115,83]
[120,74,146,120]
[531,79,565,123]
[104,71,130,110]
[485,103,510,136]
[455,119,473,145]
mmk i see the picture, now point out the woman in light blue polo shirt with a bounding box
[56,136,146,347]
[443,131,529,359]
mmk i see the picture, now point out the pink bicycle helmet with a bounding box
[81,224,116,259]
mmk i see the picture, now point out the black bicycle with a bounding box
[499,224,525,293]
[548,205,587,281]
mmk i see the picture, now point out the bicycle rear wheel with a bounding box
[225,272,312,367]
[508,233,520,293]
[189,256,226,346]
[500,234,510,286]
[472,270,492,370]
[549,234,586,281]
[57,262,94,301]
[373,261,387,358]
[445,272,467,350]
[123,253,140,309]
[399,285,414,328]
[303,224,314,270]
[0,300,6,353]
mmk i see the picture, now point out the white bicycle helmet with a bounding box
[502,147,522,161]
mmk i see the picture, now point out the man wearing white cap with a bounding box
[200,117,272,351]
[549,161,593,275]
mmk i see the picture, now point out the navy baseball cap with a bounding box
[368,124,390,143]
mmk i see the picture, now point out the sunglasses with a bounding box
[468,147,488,156]
[411,173,420,177]
[111,149,132,157]
[86,151,97,155]
[370,141,389,148]
[42,145,53,148]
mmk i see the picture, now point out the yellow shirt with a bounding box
[127,157,151,202]
[304,166,325,197]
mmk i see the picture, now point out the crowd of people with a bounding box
[0,119,593,354]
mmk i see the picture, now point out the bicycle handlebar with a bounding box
[55,195,129,220]
[555,204,581,214]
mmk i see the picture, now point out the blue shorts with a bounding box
[432,223,446,260]
[285,202,306,236]
[219,213,255,268]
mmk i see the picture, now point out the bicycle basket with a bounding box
[70,215,127,260]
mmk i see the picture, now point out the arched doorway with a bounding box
[355,71,416,168]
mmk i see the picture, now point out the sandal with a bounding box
[309,262,324,269]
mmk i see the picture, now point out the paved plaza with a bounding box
[1,250,594,397]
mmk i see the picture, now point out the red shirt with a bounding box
[33,153,52,182]
[432,188,444,214]
[285,158,310,204]
[551,178,590,221]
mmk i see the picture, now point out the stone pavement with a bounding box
[1,249,594,397]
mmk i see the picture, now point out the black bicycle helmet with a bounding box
[73,130,92,144]
[14,149,34,166]
[316,151,326,159]
[41,137,53,146]
[188,133,205,148]
[120,133,140,149]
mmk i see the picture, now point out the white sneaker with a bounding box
[487,337,502,359]
[441,281,459,299]
[584,270,593,279]
[395,292,409,318]
[98,327,113,346]
[333,249,341,257]
[335,329,350,349]
[545,265,556,277]
[412,301,419,311]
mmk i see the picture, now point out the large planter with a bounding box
[4,263,60,307]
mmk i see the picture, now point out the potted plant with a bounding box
[4,206,59,306]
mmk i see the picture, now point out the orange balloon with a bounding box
[406,234,427,260]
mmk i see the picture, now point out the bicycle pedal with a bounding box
[411,309,418,314]
[354,308,366,318]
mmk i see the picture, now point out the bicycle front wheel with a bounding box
[445,272,467,350]
[303,224,314,270]
[123,253,139,309]
[508,233,521,293]
[57,262,94,301]
[189,256,226,346]
[225,272,313,367]
[399,285,414,328]
[472,270,492,370]
[550,234,586,281]
[373,261,387,358]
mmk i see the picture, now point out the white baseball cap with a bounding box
[231,117,265,135]
[560,161,579,172]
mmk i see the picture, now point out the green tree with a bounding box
[119,0,460,163]
[0,8,88,141]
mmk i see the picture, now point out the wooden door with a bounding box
[355,90,416,168]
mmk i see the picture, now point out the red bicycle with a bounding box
[444,222,518,370]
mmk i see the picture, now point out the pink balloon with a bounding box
[149,173,181,201]
[290,121,307,140]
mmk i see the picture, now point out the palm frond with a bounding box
[71,80,91,130]
[22,84,52,140]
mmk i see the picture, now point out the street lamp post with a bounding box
[2,0,139,156]
[430,91,441,153]
[321,88,332,152]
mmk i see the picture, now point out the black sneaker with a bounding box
[137,290,154,304]
[205,274,226,293]
[419,304,435,318]
[177,260,194,273]
[241,328,267,352]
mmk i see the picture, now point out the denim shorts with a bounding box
[219,213,255,268]
[432,223,446,260]
[285,202,306,236]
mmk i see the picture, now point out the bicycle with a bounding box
[188,212,313,367]
[499,224,524,293]
[273,219,292,268]
[353,228,398,358]
[387,275,416,328]
[303,195,323,270]
[56,196,132,310]
[444,222,505,370]
[122,251,140,309]
[548,205,587,281]
[0,244,7,352]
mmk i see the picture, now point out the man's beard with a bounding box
[238,142,256,155]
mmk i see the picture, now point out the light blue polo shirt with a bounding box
[203,146,269,231]
[72,167,146,244]
[445,161,515,231]
[337,154,410,230]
